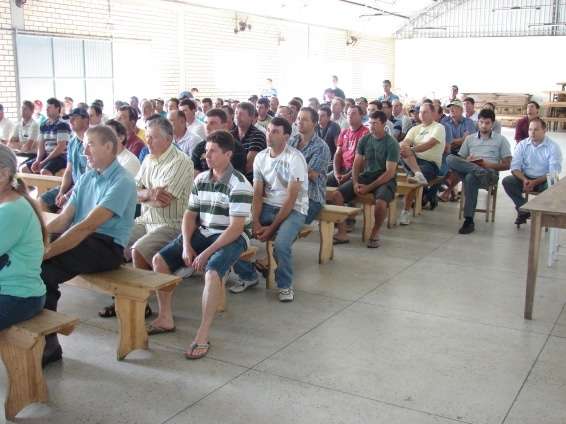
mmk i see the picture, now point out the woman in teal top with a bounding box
[0,144,46,331]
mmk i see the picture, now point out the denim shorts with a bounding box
[0,294,45,331]
[159,230,247,278]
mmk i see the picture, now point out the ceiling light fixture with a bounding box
[492,5,542,11]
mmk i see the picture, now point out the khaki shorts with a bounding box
[127,224,180,264]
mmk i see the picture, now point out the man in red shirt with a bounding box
[327,105,369,187]
[117,105,145,158]
[515,101,540,143]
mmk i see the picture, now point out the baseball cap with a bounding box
[63,107,89,119]
[447,99,464,109]
[179,90,193,99]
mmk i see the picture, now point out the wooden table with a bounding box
[521,178,566,319]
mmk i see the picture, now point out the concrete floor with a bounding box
[2,128,566,424]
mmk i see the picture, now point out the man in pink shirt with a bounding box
[327,105,369,187]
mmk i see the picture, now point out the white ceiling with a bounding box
[182,0,439,37]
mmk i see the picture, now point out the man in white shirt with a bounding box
[463,97,479,122]
[231,117,309,302]
[168,110,202,157]
[391,99,412,141]
[331,98,348,130]
[0,104,14,144]
[106,119,141,176]
[9,101,39,153]
[179,98,206,140]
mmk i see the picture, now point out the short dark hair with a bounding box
[270,116,292,135]
[168,97,179,107]
[257,97,270,107]
[288,99,302,111]
[105,119,128,145]
[349,105,363,115]
[89,104,102,116]
[46,97,61,111]
[435,104,444,115]
[345,97,355,104]
[420,103,434,112]
[478,108,495,122]
[422,98,433,105]
[369,110,387,124]
[381,100,392,109]
[451,85,458,90]
[248,95,259,102]
[202,97,213,105]
[484,102,495,109]
[206,108,228,123]
[299,106,318,124]
[221,105,235,117]
[171,110,186,121]
[22,100,34,111]
[369,100,382,110]
[528,100,540,110]
[215,98,224,105]
[356,97,368,104]
[119,105,138,123]
[463,97,475,105]
[206,130,235,153]
[382,79,391,85]
[319,105,331,117]
[237,102,256,117]
[93,99,104,107]
[292,97,303,106]
[64,96,73,103]
[530,117,547,129]
[179,98,197,111]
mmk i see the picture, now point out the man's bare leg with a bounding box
[189,270,222,357]
[150,253,176,329]
[369,199,387,240]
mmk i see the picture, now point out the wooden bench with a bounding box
[0,310,79,420]
[65,267,181,360]
[16,173,63,196]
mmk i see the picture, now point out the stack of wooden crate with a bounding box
[462,93,530,127]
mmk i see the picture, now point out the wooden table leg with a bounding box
[114,295,149,360]
[524,211,543,320]
[362,203,374,242]
[318,220,335,264]
[266,240,276,289]
[1,337,48,420]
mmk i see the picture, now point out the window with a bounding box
[16,35,113,110]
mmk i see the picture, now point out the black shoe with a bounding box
[458,220,475,234]
[514,212,530,225]
[42,343,63,368]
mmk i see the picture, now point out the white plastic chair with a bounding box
[547,172,561,267]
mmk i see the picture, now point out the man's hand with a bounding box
[55,192,68,208]
[256,225,274,242]
[192,249,212,273]
[182,243,197,268]
[43,245,53,261]
[151,186,173,206]
[356,183,370,195]
[399,143,412,157]
[467,155,485,167]
[31,160,41,173]
[523,179,534,193]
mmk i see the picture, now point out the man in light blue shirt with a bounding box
[377,80,400,103]
[40,125,137,366]
[502,118,563,225]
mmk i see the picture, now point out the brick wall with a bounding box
[0,0,17,120]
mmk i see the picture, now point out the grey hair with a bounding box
[86,125,119,155]
[0,144,17,180]
[147,116,173,140]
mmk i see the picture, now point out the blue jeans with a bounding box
[305,200,323,225]
[236,204,306,289]
[0,294,45,331]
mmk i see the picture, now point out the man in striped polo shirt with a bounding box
[98,116,194,318]
[150,130,254,360]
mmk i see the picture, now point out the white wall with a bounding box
[394,36,566,102]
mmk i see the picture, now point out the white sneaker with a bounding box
[413,172,428,185]
[399,210,411,226]
[228,274,259,294]
[174,266,195,279]
[278,288,295,302]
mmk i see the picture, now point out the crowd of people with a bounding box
[0,76,562,364]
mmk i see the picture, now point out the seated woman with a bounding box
[0,144,46,331]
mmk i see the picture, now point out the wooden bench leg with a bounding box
[114,295,149,360]
[415,186,423,216]
[1,337,48,420]
[362,203,374,242]
[318,220,335,264]
[387,197,398,228]
[266,240,276,289]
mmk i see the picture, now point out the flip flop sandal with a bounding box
[333,237,350,245]
[146,323,176,335]
[367,238,381,248]
[185,342,210,360]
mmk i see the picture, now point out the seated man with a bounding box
[327,105,368,187]
[169,110,202,157]
[20,98,70,175]
[445,108,512,234]
[230,117,309,302]
[117,105,145,158]
[329,111,399,247]
[503,118,562,225]
[8,100,40,155]
[99,116,194,318]
[289,107,331,224]
[41,125,137,366]
[40,108,89,212]
[149,130,254,359]
[398,102,446,225]
[316,105,341,160]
